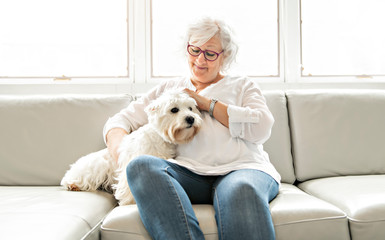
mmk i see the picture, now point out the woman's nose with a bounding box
[196,52,206,63]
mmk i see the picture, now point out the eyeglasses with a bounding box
[187,44,224,61]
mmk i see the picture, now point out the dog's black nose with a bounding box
[185,116,195,125]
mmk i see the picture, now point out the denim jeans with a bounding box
[126,155,279,240]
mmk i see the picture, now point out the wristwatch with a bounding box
[209,98,218,117]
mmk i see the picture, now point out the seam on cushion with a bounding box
[100,227,148,236]
[101,223,219,236]
[101,228,219,238]
[81,219,103,240]
[64,214,93,229]
[348,217,385,223]
[273,215,347,227]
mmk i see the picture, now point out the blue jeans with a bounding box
[126,155,279,240]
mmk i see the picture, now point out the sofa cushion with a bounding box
[101,184,349,240]
[0,186,117,240]
[0,94,132,185]
[270,184,350,240]
[298,175,385,240]
[263,91,295,184]
[287,90,385,181]
[101,204,217,240]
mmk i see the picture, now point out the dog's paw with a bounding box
[68,184,81,191]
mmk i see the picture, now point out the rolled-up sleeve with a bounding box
[227,84,274,144]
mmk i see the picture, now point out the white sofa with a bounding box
[1,90,384,240]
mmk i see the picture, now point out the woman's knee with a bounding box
[230,179,267,205]
[126,155,165,182]
[215,170,277,205]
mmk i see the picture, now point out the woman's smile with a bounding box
[194,64,207,70]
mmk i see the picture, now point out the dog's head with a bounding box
[145,90,202,144]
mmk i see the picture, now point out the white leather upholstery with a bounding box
[101,184,350,240]
[2,91,384,240]
[264,91,296,184]
[101,205,218,240]
[0,186,117,240]
[0,94,132,185]
[287,90,385,181]
[100,91,302,240]
[271,184,350,240]
[299,175,385,240]
[0,95,130,239]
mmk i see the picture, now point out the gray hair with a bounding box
[184,17,238,73]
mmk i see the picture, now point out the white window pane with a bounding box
[301,0,385,76]
[0,0,127,77]
[152,0,278,77]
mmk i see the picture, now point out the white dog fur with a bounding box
[61,91,202,205]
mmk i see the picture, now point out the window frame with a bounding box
[298,0,385,80]
[149,0,283,81]
[1,0,385,95]
[0,0,131,84]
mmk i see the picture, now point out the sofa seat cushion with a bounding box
[298,175,385,240]
[101,204,218,240]
[270,184,350,240]
[101,184,349,240]
[0,186,117,240]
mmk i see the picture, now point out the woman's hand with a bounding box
[183,88,210,112]
[183,88,229,128]
[106,128,128,162]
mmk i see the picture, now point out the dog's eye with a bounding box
[189,107,193,111]
[171,107,179,113]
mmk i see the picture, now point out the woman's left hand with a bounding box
[183,88,210,112]
[183,88,229,128]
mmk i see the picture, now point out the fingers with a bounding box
[183,88,210,112]
[183,88,198,103]
[183,88,195,97]
[106,128,128,163]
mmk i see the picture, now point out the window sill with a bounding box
[1,77,385,95]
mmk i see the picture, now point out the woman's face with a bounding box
[188,35,224,84]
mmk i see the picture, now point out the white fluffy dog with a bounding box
[61,91,202,205]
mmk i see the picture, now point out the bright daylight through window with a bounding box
[301,0,385,77]
[1,0,384,83]
[151,0,279,77]
[0,0,127,78]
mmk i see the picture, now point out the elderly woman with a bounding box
[103,17,281,240]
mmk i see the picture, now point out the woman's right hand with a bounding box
[106,128,128,163]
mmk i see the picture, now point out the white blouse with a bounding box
[103,75,281,184]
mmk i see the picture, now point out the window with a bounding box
[1,0,385,94]
[301,0,385,77]
[151,0,279,77]
[0,0,128,78]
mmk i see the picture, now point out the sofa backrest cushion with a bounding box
[0,95,132,186]
[287,90,385,181]
[0,92,295,185]
[263,91,295,184]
